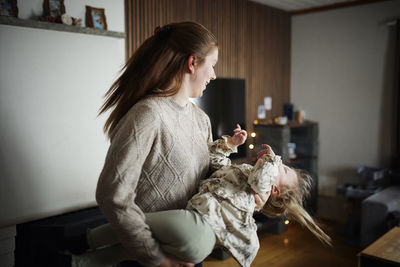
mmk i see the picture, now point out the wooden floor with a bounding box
[203,221,360,267]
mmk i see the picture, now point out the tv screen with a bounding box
[191,78,246,159]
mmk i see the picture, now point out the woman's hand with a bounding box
[253,191,270,212]
[159,256,195,267]
[227,124,247,150]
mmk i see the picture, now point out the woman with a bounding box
[90,21,267,267]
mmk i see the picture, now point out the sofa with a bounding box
[360,186,400,248]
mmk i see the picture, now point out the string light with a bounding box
[250,132,256,138]
[284,219,290,225]
[249,144,254,149]
[253,119,258,125]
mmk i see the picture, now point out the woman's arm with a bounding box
[96,106,165,266]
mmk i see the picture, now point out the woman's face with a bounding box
[189,47,218,98]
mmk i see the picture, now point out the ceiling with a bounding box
[249,0,362,13]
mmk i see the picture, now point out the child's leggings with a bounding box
[72,209,216,267]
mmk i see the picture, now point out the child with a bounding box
[74,126,331,267]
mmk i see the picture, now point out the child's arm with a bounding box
[249,145,280,211]
[209,124,247,171]
[253,191,270,212]
[248,145,280,196]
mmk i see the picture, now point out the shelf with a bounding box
[0,16,125,38]
[288,156,317,164]
[254,120,317,128]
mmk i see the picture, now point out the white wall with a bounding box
[0,0,125,227]
[291,1,400,195]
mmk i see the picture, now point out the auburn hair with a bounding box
[99,21,218,138]
[262,169,332,246]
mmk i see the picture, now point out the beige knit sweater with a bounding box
[96,96,212,266]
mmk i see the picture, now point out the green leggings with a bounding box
[73,210,216,266]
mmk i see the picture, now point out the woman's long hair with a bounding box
[262,169,332,246]
[99,21,218,138]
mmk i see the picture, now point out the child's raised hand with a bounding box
[226,124,247,150]
[231,124,247,145]
[257,144,275,159]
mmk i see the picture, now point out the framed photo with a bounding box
[43,0,65,18]
[257,105,266,119]
[0,0,18,17]
[86,6,107,30]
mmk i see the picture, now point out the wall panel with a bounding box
[125,0,290,137]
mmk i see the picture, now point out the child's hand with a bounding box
[257,144,275,159]
[227,124,247,150]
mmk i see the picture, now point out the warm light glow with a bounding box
[284,220,290,225]
[249,144,254,149]
[250,132,256,138]
[284,238,289,245]
[253,120,258,125]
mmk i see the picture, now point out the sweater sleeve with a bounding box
[208,135,237,171]
[96,105,165,266]
[247,154,280,195]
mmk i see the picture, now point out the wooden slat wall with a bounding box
[125,0,290,135]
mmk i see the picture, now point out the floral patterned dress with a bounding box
[186,136,280,267]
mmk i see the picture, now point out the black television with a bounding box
[191,78,246,159]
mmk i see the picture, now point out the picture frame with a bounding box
[0,0,18,17]
[43,0,65,18]
[257,105,266,119]
[86,6,107,30]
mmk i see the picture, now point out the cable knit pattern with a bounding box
[96,97,212,266]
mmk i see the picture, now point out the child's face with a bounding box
[272,160,298,197]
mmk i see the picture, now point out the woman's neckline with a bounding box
[164,97,191,112]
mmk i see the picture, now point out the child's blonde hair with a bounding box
[262,169,332,246]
